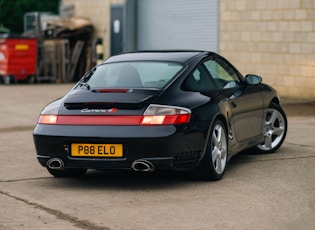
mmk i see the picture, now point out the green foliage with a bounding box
[0,0,59,34]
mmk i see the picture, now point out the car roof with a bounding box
[104,50,215,64]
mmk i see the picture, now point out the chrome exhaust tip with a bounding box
[132,160,155,172]
[47,158,64,170]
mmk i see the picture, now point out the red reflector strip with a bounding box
[38,114,191,126]
[38,115,143,125]
[58,115,143,125]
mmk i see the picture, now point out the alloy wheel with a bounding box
[258,108,286,151]
[211,123,227,174]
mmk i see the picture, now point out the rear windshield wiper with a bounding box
[78,82,91,90]
[82,67,96,82]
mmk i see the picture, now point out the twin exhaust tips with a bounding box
[47,158,155,172]
[131,160,155,172]
[47,158,64,170]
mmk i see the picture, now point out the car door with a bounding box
[203,57,264,142]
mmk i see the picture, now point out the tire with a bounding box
[194,119,228,181]
[255,103,287,154]
[47,168,87,178]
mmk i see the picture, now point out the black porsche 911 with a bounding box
[33,50,287,180]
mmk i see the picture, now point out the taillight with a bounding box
[38,115,58,124]
[37,103,61,124]
[140,104,191,125]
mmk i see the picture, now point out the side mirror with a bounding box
[245,74,262,85]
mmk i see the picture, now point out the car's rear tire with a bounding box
[47,168,87,177]
[255,103,287,154]
[194,119,228,181]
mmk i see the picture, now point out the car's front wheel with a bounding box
[256,103,287,153]
[47,168,87,177]
[194,119,228,181]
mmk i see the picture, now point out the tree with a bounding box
[0,0,59,34]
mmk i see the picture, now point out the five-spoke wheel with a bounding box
[256,103,287,153]
[195,119,228,181]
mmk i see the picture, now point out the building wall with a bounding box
[62,0,315,100]
[220,0,315,100]
[62,0,125,58]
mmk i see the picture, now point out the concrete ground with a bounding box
[0,83,314,230]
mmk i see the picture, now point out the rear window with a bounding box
[85,61,184,89]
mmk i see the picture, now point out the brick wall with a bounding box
[220,0,315,100]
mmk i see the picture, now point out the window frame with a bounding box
[202,57,243,90]
[184,55,244,93]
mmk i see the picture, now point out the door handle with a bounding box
[231,101,237,108]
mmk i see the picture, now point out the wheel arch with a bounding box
[214,114,228,130]
[270,97,280,106]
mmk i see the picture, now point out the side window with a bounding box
[186,65,217,92]
[192,69,201,81]
[204,58,240,89]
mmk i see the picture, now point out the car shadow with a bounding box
[282,102,315,117]
[41,169,208,191]
[226,145,291,173]
[38,150,274,190]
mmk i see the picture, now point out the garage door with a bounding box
[137,0,219,52]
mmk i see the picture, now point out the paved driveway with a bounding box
[0,84,314,230]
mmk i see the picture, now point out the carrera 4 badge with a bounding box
[81,108,118,113]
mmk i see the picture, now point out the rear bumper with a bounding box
[33,124,205,171]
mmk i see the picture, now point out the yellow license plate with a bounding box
[71,144,123,157]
